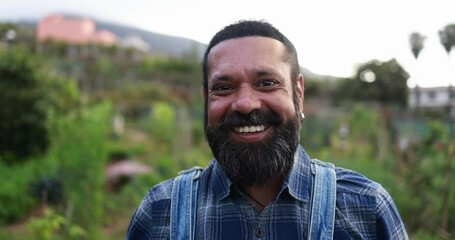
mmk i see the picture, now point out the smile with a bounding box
[233,125,267,133]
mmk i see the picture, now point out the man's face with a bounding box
[204,36,304,186]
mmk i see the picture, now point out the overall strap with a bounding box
[170,166,203,240]
[309,159,337,240]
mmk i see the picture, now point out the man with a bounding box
[126,20,408,239]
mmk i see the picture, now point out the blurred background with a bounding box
[0,1,454,239]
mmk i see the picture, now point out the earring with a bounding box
[301,112,305,119]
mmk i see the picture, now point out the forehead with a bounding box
[207,36,288,71]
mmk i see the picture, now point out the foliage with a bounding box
[0,161,39,224]
[399,120,454,238]
[0,23,19,39]
[0,23,36,48]
[0,99,128,240]
[115,172,164,212]
[306,106,454,239]
[148,101,176,144]
[409,32,426,59]
[438,24,455,54]
[300,115,334,150]
[104,82,181,119]
[345,104,384,158]
[27,207,86,240]
[45,101,112,237]
[139,57,199,75]
[335,59,409,107]
[0,46,48,162]
[0,46,80,164]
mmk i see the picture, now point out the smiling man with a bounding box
[126,20,408,240]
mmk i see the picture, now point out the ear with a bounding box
[296,74,304,112]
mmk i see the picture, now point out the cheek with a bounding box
[207,98,229,126]
[267,96,296,121]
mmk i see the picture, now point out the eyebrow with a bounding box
[207,75,232,90]
[211,69,279,81]
[257,70,275,78]
[210,74,232,82]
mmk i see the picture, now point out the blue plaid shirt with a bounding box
[126,145,408,239]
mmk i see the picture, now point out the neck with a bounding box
[239,175,284,211]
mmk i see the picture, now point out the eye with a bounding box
[212,84,232,91]
[258,79,278,87]
[210,84,234,95]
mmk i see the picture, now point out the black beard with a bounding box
[204,110,300,186]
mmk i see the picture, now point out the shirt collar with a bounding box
[210,145,312,203]
[283,145,312,203]
[211,160,233,200]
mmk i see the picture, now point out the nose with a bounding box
[231,86,261,114]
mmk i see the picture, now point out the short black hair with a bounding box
[201,20,300,92]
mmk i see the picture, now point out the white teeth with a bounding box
[234,125,265,133]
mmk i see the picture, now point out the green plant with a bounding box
[0,161,38,224]
[46,101,112,237]
[27,207,86,240]
[0,46,80,164]
[146,101,176,145]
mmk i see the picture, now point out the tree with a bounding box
[0,46,79,164]
[438,24,455,54]
[409,32,426,59]
[335,59,410,107]
[437,23,455,236]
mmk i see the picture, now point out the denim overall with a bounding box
[170,160,336,240]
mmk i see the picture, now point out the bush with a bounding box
[27,207,86,240]
[0,161,38,224]
[0,46,80,164]
[45,101,112,237]
[141,101,176,146]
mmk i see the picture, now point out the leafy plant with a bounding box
[0,46,80,164]
[45,101,112,237]
[0,161,38,224]
[27,207,86,240]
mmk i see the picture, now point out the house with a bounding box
[408,86,455,110]
[36,14,117,45]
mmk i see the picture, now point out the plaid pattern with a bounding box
[126,146,408,240]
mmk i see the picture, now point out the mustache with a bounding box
[217,110,282,131]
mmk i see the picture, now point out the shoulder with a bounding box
[335,167,385,197]
[126,164,214,239]
[125,178,174,239]
[131,178,175,218]
[128,163,215,221]
[333,167,408,239]
[334,166,396,220]
[309,159,387,202]
[141,178,174,206]
[334,166,395,211]
[138,164,211,204]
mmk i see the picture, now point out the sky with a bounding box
[2,0,455,87]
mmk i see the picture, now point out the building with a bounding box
[36,14,117,45]
[120,35,151,52]
[408,86,455,110]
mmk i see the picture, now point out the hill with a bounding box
[13,14,207,59]
[9,15,337,82]
[94,20,207,59]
